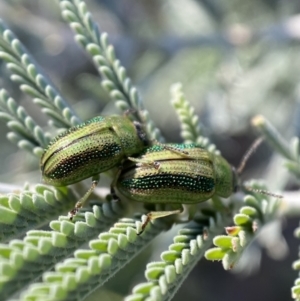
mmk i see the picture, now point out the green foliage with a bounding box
[292,225,300,300]
[59,0,163,142]
[125,211,231,301]
[252,115,300,178]
[170,83,219,155]
[0,89,49,155]
[0,1,298,301]
[19,217,167,301]
[0,191,124,300]
[0,20,80,129]
[205,184,280,270]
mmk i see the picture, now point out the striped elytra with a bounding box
[115,144,238,205]
[41,115,149,186]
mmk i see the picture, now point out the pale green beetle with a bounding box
[41,115,150,217]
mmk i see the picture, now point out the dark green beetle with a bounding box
[113,143,238,232]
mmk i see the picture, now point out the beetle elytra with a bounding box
[41,115,150,218]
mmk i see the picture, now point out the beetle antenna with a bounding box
[237,137,283,199]
[124,108,137,117]
[243,186,283,199]
[237,137,264,175]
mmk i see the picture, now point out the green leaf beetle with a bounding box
[112,139,282,233]
[41,115,150,217]
[112,143,238,233]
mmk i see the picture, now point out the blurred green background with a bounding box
[0,0,300,300]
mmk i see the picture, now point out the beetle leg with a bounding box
[153,141,193,158]
[138,207,183,235]
[128,156,161,169]
[123,108,136,117]
[110,169,122,202]
[127,142,197,169]
[69,175,100,220]
[110,186,120,203]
